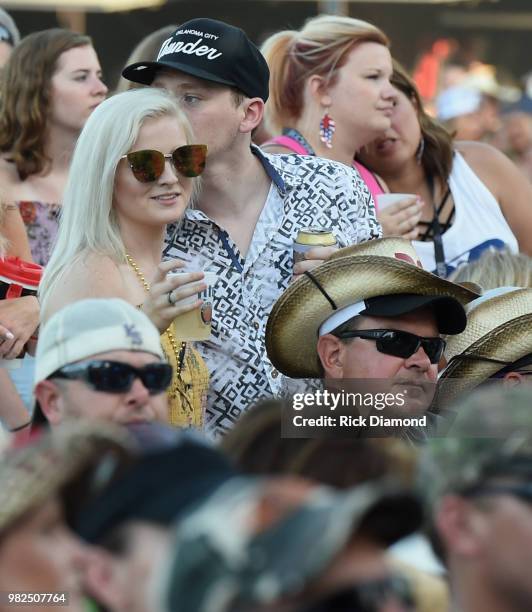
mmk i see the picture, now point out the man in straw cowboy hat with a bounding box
[266,237,477,428]
[0,420,133,612]
[437,286,532,409]
[420,385,532,612]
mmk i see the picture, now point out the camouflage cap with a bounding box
[421,385,532,504]
[0,420,134,534]
[160,477,422,612]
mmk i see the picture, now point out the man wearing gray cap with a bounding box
[33,298,170,427]
[422,386,532,612]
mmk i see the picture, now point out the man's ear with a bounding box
[435,494,487,561]
[83,547,125,612]
[34,380,64,425]
[239,97,265,134]
[317,334,345,378]
[503,371,526,387]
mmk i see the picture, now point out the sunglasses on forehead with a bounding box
[49,360,173,395]
[120,144,207,183]
[334,328,446,364]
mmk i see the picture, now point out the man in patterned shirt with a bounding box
[122,18,380,438]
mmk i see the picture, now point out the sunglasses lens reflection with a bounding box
[377,331,444,364]
[127,149,165,183]
[173,144,207,177]
[377,331,419,359]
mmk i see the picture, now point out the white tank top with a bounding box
[414,151,518,275]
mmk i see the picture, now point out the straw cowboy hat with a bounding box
[0,421,133,534]
[266,238,478,378]
[440,286,532,386]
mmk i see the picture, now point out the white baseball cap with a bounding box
[436,86,482,122]
[35,298,164,387]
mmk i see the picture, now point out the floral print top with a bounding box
[17,201,61,266]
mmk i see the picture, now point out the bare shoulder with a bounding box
[0,157,21,200]
[71,252,125,292]
[454,140,523,191]
[455,140,508,170]
[41,253,127,323]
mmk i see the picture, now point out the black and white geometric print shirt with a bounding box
[164,146,381,439]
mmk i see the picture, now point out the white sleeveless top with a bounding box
[414,151,518,275]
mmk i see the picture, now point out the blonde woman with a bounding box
[260,14,422,240]
[40,88,210,429]
[449,248,532,290]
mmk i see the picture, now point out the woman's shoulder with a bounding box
[62,253,123,290]
[453,141,517,189]
[82,252,124,279]
[453,140,532,220]
[454,141,507,169]
[0,156,21,197]
[42,252,127,320]
[41,253,126,323]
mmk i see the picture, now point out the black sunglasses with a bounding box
[300,574,414,612]
[120,144,207,183]
[334,329,446,364]
[50,360,172,395]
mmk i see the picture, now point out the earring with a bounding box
[415,137,425,164]
[319,109,336,149]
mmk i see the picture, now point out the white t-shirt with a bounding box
[414,151,518,275]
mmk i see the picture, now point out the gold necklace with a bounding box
[125,253,186,377]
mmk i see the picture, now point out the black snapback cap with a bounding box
[122,18,270,102]
[360,293,467,335]
[72,438,237,543]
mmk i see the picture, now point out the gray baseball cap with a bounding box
[35,298,164,387]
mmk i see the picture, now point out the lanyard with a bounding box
[426,174,450,278]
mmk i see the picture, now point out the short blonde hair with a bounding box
[449,249,532,290]
[261,14,389,134]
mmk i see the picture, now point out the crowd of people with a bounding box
[0,7,531,612]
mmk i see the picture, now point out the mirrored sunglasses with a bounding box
[50,360,173,395]
[335,328,446,364]
[121,144,207,183]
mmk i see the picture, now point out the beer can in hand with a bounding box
[293,227,337,264]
